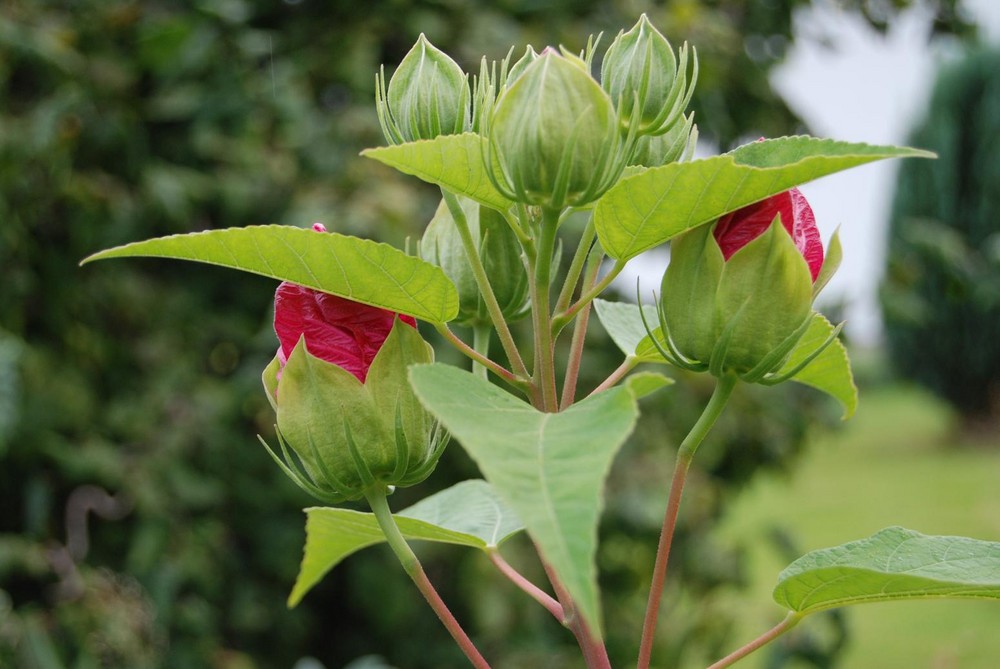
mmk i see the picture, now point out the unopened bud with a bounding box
[377,34,470,144]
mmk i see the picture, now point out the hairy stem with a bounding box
[487,550,563,621]
[554,217,596,315]
[706,612,802,669]
[472,323,492,381]
[433,323,525,388]
[636,373,738,669]
[540,557,612,669]
[559,253,602,410]
[587,357,638,398]
[365,487,492,669]
[552,258,627,333]
[530,207,562,412]
[441,189,529,380]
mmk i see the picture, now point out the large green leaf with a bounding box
[363,134,514,211]
[82,225,459,323]
[774,527,1000,615]
[409,363,669,634]
[289,480,523,606]
[593,299,668,364]
[594,137,934,261]
[780,312,857,419]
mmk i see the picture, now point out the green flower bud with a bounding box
[376,34,470,144]
[601,14,697,136]
[487,50,622,209]
[658,189,835,381]
[505,45,539,87]
[263,314,446,503]
[420,197,530,326]
[628,112,698,167]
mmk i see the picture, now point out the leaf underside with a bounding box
[409,363,670,634]
[289,480,523,607]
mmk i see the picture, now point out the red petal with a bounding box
[274,283,416,383]
[713,188,824,282]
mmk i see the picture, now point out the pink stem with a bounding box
[706,612,801,669]
[488,550,564,621]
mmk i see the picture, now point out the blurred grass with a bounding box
[709,379,1000,668]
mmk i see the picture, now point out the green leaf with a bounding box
[594,137,935,261]
[81,225,459,323]
[592,298,668,364]
[363,134,514,211]
[289,480,523,606]
[409,363,670,634]
[779,313,857,419]
[774,527,1000,615]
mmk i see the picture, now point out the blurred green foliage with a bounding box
[882,46,1000,428]
[0,1,971,667]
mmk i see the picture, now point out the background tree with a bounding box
[881,45,1000,432]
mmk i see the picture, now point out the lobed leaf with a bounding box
[289,480,523,606]
[363,134,514,211]
[409,363,670,634]
[82,225,459,323]
[774,527,1000,615]
[594,136,934,261]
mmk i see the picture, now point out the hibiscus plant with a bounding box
[82,15,1000,668]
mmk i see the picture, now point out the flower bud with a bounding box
[505,45,539,87]
[419,197,529,326]
[487,49,622,209]
[601,14,696,137]
[376,34,470,144]
[659,188,837,380]
[260,233,446,503]
[627,112,698,167]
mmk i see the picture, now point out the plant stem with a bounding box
[706,612,802,669]
[433,323,525,388]
[487,549,564,621]
[587,357,638,398]
[552,258,627,333]
[554,218,596,315]
[365,487,492,669]
[530,208,562,412]
[540,557,612,669]
[472,323,492,381]
[636,373,738,669]
[441,189,529,380]
[559,253,602,410]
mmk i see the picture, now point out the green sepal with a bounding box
[488,51,622,209]
[378,34,470,144]
[660,223,724,364]
[715,216,813,372]
[365,319,438,482]
[772,312,858,419]
[276,338,389,498]
[262,353,280,412]
[813,228,843,298]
